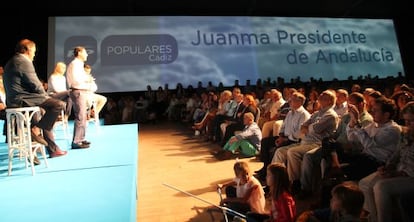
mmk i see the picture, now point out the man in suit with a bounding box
[3,39,67,160]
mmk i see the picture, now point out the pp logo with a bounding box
[64,36,97,65]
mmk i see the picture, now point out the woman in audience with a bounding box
[191,91,218,135]
[305,87,320,114]
[391,90,413,125]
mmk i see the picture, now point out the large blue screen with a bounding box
[48,16,404,93]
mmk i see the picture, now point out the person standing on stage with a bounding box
[66,46,91,149]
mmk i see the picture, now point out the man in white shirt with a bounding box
[66,46,91,149]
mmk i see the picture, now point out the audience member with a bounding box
[215,112,262,160]
[305,88,321,114]
[247,163,296,222]
[391,90,413,125]
[272,90,339,198]
[358,101,414,222]
[218,161,266,216]
[296,181,364,222]
[341,96,401,181]
[215,89,244,143]
[255,92,310,181]
[259,89,285,135]
[208,88,239,142]
[333,89,348,118]
[221,94,258,146]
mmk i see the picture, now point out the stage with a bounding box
[0,120,138,222]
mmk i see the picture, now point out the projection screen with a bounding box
[48,16,404,93]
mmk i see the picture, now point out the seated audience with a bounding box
[296,181,364,222]
[358,101,414,222]
[247,163,296,222]
[341,96,401,181]
[217,161,266,217]
[215,112,261,160]
[256,92,310,182]
[272,90,339,198]
[221,94,258,146]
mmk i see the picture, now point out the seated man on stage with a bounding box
[3,39,68,162]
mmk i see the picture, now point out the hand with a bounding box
[276,136,286,147]
[300,125,308,135]
[348,104,359,122]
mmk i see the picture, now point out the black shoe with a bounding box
[28,156,41,165]
[81,140,91,145]
[72,142,90,149]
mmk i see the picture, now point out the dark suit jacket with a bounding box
[3,53,48,108]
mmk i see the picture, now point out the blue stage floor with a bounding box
[0,120,138,222]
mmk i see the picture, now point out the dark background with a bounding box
[1,0,411,83]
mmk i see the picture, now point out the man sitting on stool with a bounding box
[3,39,68,164]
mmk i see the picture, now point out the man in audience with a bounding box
[272,89,339,198]
[334,88,348,118]
[322,92,373,177]
[255,91,310,182]
[215,112,262,160]
[341,96,401,181]
[358,101,414,222]
[260,89,285,138]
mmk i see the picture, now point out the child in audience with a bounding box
[247,163,296,222]
[296,181,364,222]
[218,160,266,216]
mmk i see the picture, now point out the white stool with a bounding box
[54,108,69,139]
[6,106,49,176]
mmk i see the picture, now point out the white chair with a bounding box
[54,108,69,139]
[6,107,49,176]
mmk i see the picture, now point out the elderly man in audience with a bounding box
[259,89,285,136]
[215,112,262,160]
[321,92,374,179]
[272,89,339,198]
[220,94,257,146]
[358,101,414,222]
[299,92,373,204]
[255,92,310,182]
[334,88,348,118]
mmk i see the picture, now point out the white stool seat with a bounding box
[6,106,49,176]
